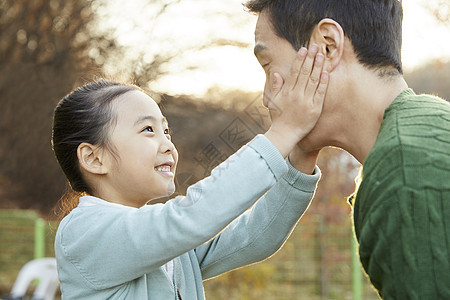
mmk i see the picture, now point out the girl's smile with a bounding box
[154,162,175,177]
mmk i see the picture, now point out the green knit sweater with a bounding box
[353,89,450,299]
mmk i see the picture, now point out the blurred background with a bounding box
[0,0,449,299]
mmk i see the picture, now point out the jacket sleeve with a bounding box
[56,135,288,290]
[195,159,321,280]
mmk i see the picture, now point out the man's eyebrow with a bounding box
[254,43,267,58]
[134,115,168,126]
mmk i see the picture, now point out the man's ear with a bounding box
[310,18,345,72]
[77,143,108,175]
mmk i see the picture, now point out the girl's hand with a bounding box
[264,44,328,158]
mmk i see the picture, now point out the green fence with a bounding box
[0,210,57,295]
[0,210,378,299]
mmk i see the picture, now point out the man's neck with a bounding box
[328,69,408,163]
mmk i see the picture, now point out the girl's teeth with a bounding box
[155,166,170,172]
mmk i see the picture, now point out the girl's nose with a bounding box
[159,136,175,154]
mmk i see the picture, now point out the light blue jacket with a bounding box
[55,135,321,299]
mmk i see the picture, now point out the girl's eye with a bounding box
[143,126,154,133]
[164,128,172,135]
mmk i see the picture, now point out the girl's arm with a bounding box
[195,158,321,279]
[56,135,288,289]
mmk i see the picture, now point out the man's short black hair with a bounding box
[245,0,403,75]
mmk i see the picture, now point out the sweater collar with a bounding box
[78,195,132,209]
[383,88,415,118]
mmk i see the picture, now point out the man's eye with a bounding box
[261,61,271,70]
[143,126,154,132]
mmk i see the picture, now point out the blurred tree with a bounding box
[427,0,450,25]
[0,0,199,215]
[0,0,116,215]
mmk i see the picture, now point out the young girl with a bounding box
[52,47,327,299]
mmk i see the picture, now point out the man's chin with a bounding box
[297,137,316,152]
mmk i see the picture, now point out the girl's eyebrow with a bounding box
[134,115,168,127]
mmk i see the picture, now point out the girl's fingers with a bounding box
[283,47,307,91]
[271,72,283,97]
[272,43,327,117]
[265,72,284,112]
[313,71,329,107]
[302,52,325,99]
[295,44,319,91]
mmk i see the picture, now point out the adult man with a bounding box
[245,0,450,299]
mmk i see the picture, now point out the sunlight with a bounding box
[98,0,450,96]
[402,0,450,72]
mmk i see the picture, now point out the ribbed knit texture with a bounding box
[353,89,450,299]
